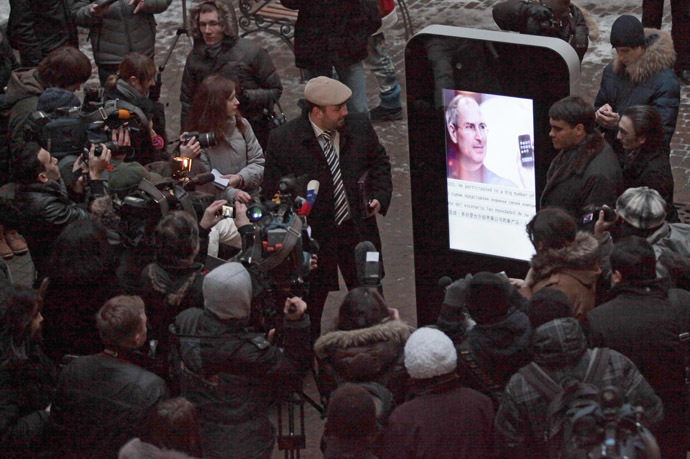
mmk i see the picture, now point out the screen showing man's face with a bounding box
[453,100,487,169]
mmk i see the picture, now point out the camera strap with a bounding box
[255,216,303,273]
[137,179,169,215]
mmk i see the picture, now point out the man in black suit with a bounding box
[264,76,392,337]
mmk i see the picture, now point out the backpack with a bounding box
[519,348,656,459]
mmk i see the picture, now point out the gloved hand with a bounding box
[443,273,473,308]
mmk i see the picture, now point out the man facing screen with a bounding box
[445,95,516,186]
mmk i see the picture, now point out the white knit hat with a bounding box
[404,327,457,379]
[203,262,252,320]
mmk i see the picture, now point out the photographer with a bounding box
[13,141,111,281]
[171,261,311,459]
[181,74,264,205]
[104,53,166,165]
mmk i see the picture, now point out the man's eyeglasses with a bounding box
[199,21,223,30]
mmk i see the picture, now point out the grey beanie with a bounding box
[404,327,457,379]
[610,15,646,48]
[203,262,252,320]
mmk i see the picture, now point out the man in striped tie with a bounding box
[264,76,393,338]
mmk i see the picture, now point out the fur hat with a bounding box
[616,186,666,230]
[203,262,252,320]
[36,88,81,112]
[465,272,511,324]
[610,15,645,48]
[304,76,352,106]
[404,327,457,379]
[324,383,377,440]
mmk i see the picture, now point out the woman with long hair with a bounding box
[104,52,166,164]
[0,285,56,457]
[182,74,264,205]
[314,287,414,405]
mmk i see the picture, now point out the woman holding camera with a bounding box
[104,52,166,165]
[181,74,264,205]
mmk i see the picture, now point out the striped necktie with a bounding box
[321,130,350,225]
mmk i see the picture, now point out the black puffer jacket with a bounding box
[180,0,282,130]
[456,309,532,404]
[46,351,168,458]
[0,344,56,458]
[492,0,589,61]
[72,0,171,66]
[595,28,680,153]
[14,179,105,278]
[314,319,413,405]
[540,131,622,216]
[622,145,678,222]
[7,0,78,68]
[171,308,311,459]
[280,0,380,70]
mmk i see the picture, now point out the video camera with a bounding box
[234,175,318,329]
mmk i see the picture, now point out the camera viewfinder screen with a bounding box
[444,89,537,261]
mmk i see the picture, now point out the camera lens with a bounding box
[198,132,217,148]
[249,207,263,221]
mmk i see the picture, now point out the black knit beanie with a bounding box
[610,15,645,48]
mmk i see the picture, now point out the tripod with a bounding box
[156,0,193,89]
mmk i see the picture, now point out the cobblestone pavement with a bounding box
[2,1,688,457]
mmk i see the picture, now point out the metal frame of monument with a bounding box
[405,26,581,325]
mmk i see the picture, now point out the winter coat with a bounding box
[495,317,663,456]
[456,309,532,403]
[314,319,414,405]
[622,145,677,222]
[380,374,497,459]
[14,179,106,278]
[522,231,601,321]
[540,131,622,216]
[7,0,78,68]
[492,0,588,61]
[180,0,282,131]
[586,282,690,457]
[72,0,172,66]
[46,350,169,458]
[5,68,44,139]
[0,343,56,458]
[171,307,312,459]
[280,0,380,70]
[595,28,680,153]
[197,118,265,202]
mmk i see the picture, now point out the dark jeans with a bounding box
[642,0,690,70]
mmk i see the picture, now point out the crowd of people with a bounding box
[0,0,689,457]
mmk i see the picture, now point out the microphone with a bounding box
[355,241,381,288]
[109,109,133,120]
[184,172,215,189]
[297,180,320,216]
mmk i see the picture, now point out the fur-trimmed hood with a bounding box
[314,319,413,359]
[189,0,239,41]
[613,28,675,84]
[529,231,601,285]
[314,319,413,384]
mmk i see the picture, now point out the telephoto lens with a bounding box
[184,131,217,149]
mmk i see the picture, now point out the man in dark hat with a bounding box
[594,14,680,157]
[264,76,392,337]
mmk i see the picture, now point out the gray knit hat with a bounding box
[36,88,81,112]
[610,15,646,48]
[616,186,666,230]
[203,262,252,320]
[404,327,457,379]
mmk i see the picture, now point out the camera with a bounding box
[83,140,120,159]
[582,205,617,225]
[23,107,88,159]
[221,205,235,218]
[183,131,217,149]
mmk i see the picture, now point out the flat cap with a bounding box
[304,76,352,106]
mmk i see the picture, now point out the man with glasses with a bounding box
[445,95,516,186]
[540,96,622,216]
[180,0,282,148]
